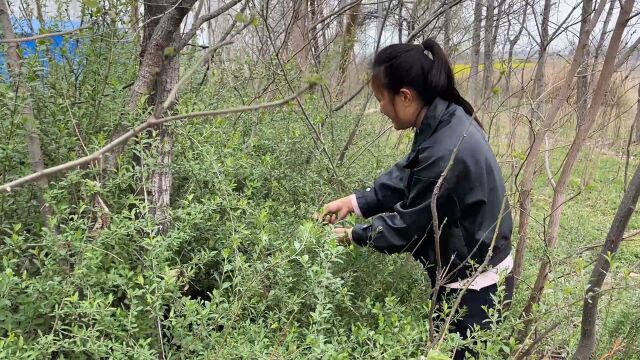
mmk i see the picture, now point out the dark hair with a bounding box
[371,38,482,128]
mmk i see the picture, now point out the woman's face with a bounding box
[371,80,423,130]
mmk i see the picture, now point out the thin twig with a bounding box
[406,0,464,43]
[157,316,166,360]
[426,116,476,344]
[435,196,509,349]
[332,83,366,112]
[544,133,557,189]
[0,20,97,43]
[512,320,565,360]
[174,0,244,52]
[161,39,235,112]
[262,14,339,178]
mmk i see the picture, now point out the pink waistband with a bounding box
[443,253,513,291]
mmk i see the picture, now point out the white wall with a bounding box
[9,0,83,22]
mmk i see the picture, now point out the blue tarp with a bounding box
[0,18,82,81]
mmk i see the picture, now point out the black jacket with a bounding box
[351,97,512,285]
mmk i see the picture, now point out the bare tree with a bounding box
[309,0,321,63]
[0,0,53,229]
[336,0,363,95]
[102,0,199,173]
[635,84,640,144]
[291,0,310,69]
[33,0,45,28]
[504,0,527,99]
[398,0,403,42]
[482,0,496,104]
[442,0,452,55]
[149,17,183,234]
[576,0,616,131]
[572,162,640,359]
[519,0,635,338]
[512,0,606,286]
[470,0,483,104]
[529,0,551,145]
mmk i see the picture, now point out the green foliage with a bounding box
[1,7,639,359]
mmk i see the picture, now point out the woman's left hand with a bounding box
[333,227,352,246]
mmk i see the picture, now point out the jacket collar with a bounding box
[413,97,450,148]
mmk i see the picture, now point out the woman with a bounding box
[322,39,514,359]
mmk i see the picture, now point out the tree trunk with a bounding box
[336,0,362,95]
[291,0,309,69]
[103,0,197,171]
[317,4,328,53]
[635,84,640,143]
[504,1,526,181]
[590,0,615,78]
[149,29,181,235]
[398,0,403,43]
[572,164,640,359]
[530,0,551,145]
[408,0,422,36]
[470,0,483,105]
[377,0,384,44]
[131,0,140,43]
[442,0,451,56]
[577,0,615,131]
[482,0,495,105]
[33,0,46,27]
[511,0,605,288]
[505,0,526,99]
[140,0,165,64]
[519,0,633,340]
[576,48,590,129]
[0,0,53,229]
[309,0,320,64]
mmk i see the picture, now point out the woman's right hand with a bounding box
[320,196,354,224]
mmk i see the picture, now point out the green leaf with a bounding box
[304,73,326,86]
[234,13,249,24]
[163,47,176,58]
[83,0,99,9]
[36,38,51,47]
[426,349,450,360]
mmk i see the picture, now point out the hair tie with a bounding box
[420,44,433,60]
[425,50,433,60]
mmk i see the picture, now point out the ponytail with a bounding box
[372,38,483,129]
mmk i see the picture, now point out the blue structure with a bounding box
[0,18,82,81]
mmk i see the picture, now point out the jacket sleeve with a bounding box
[353,156,410,219]
[351,150,454,254]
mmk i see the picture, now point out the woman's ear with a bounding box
[398,88,413,105]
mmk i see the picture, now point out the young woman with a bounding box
[322,39,514,359]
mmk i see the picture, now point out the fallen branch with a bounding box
[1,84,314,193]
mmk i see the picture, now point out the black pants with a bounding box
[436,274,515,360]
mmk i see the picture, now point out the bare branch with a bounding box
[159,13,253,114]
[0,85,313,193]
[0,19,97,44]
[333,83,367,112]
[615,35,640,69]
[175,0,244,52]
[406,0,464,43]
